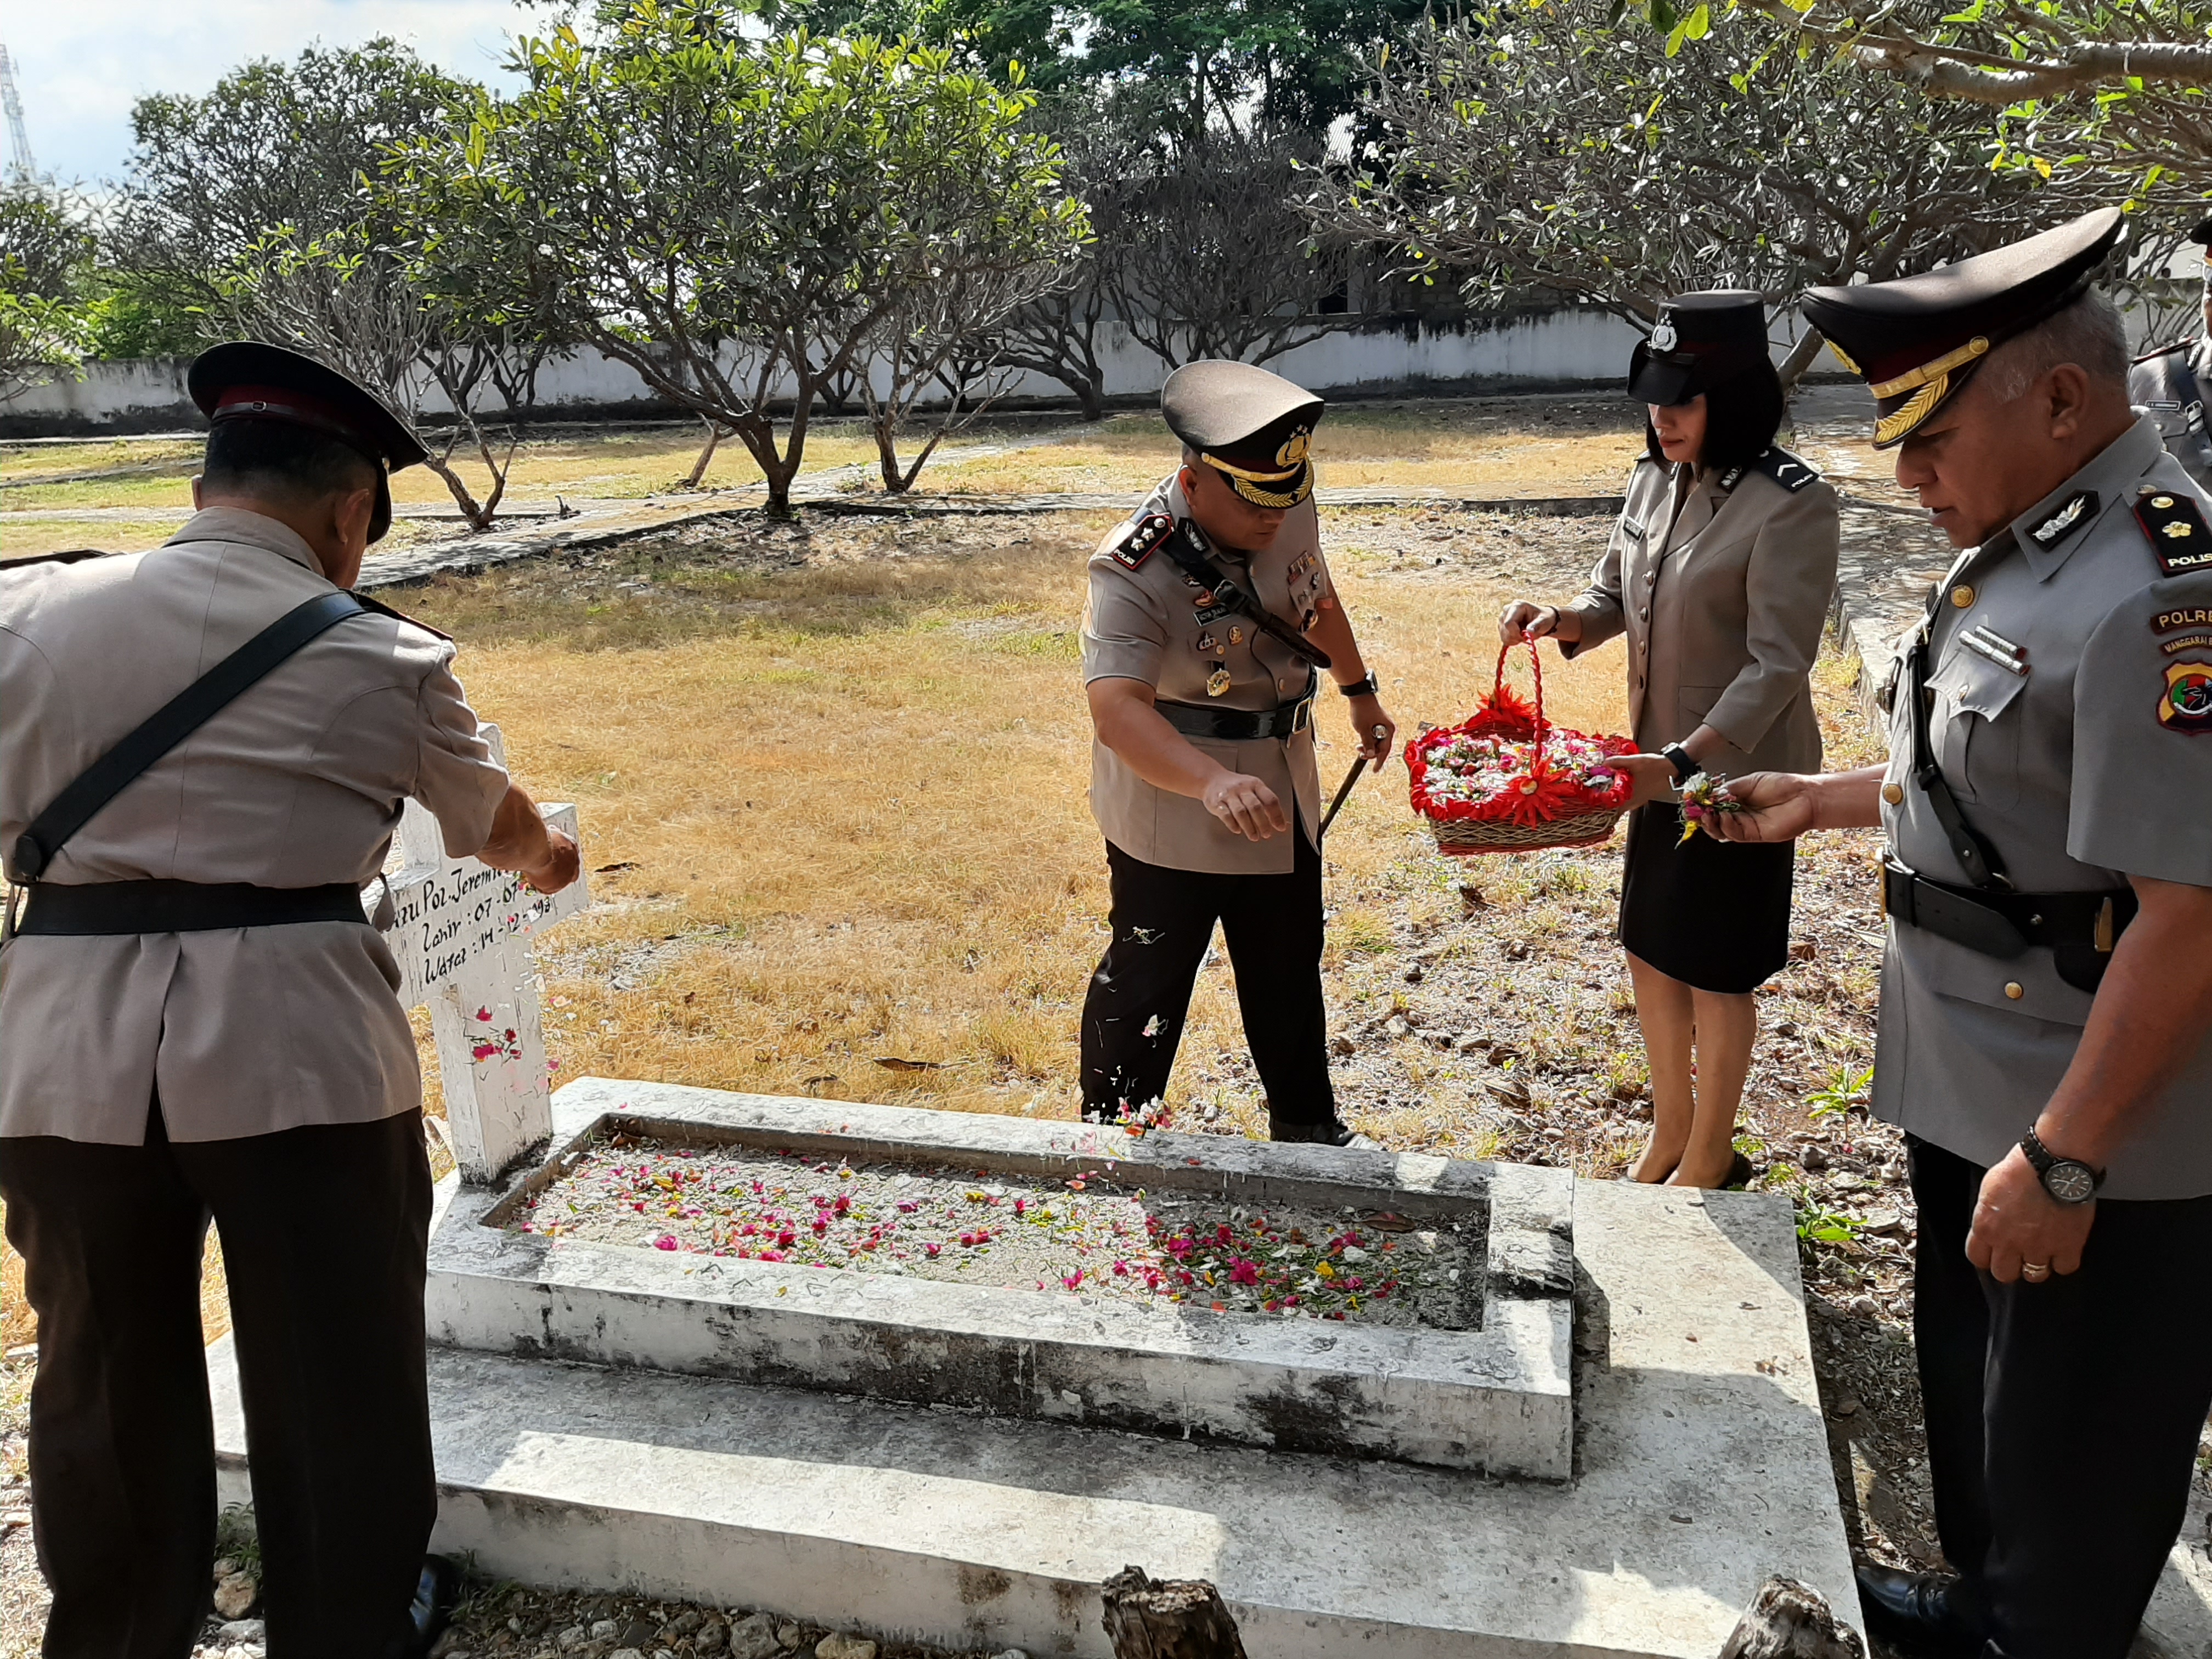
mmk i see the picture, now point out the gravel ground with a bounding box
[514,1133,1485,1327]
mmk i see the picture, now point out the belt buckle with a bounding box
[1291,696,1313,734]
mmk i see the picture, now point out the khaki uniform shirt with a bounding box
[1874,416,2212,1198]
[2129,339,2212,495]
[1081,475,1330,874]
[1561,452,1839,774]
[0,507,511,1144]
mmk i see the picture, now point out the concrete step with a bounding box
[210,1177,1862,1659]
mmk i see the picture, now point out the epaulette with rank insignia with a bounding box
[349,589,455,642]
[2135,488,2212,578]
[1113,512,1175,571]
[1753,446,1820,493]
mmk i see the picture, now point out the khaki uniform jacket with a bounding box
[1081,475,1331,875]
[2128,338,2212,494]
[0,507,511,1144]
[1874,417,2212,1199]
[1561,452,1839,774]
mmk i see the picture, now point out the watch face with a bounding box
[2045,1160,2099,1204]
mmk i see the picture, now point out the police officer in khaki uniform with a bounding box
[1721,209,2212,1658]
[0,343,580,1657]
[2128,215,2212,492]
[1080,362,1393,1143]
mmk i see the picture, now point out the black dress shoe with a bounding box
[1269,1113,1376,1149]
[1855,1563,1984,1656]
[406,1555,462,1658]
[1725,1150,1757,1189]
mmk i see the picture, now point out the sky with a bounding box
[3,2,526,186]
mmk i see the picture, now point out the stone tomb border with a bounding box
[426,1080,1578,1478]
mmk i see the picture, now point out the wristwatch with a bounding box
[1660,743,1698,783]
[2020,1127,2103,1205]
[1338,672,1380,697]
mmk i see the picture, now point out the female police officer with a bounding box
[1501,292,1839,1188]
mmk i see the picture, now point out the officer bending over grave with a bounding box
[0,343,580,1658]
[1080,362,1394,1146]
[1719,209,2212,1659]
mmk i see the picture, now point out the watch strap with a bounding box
[1661,743,1697,783]
[1338,672,1380,697]
[2021,1127,2105,1194]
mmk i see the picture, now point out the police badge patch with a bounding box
[2161,658,2212,732]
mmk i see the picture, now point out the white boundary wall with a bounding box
[4,309,1651,433]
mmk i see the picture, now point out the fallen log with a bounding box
[1720,1576,1865,1659]
[1101,1566,1248,1659]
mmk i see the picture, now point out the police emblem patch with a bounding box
[1228,625,1244,646]
[1206,667,1232,698]
[2030,491,2097,548]
[2161,659,2212,732]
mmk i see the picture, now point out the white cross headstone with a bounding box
[372,726,588,1184]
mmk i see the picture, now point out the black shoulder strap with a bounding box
[11,590,366,882]
[1905,562,2010,890]
[1752,446,1821,493]
[1160,520,1333,673]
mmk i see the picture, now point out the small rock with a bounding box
[611,1650,645,1659]
[557,1629,589,1653]
[727,1611,781,1659]
[620,1621,657,1647]
[1385,1015,1410,1038]
[1503,939,1531,961]
[1404,963,1424,984]
[775,1623,802,1650]
[217,1624,267,1644]
[1802,1147,1830,1172]
[1848,1295,1878,1317]
[211,1558,239,1580]
[213,1572,258,1620]
[666,1613,704,1638]
[1829,1395,1862,1419]
[591,1623,622,1641]
[1328,1035,1355,1058]
[815,1637,876,1659]
[1863,1211,1908,1236]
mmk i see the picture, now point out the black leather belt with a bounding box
[16,879,368,936]
[1155,689,1316,742]
[1882,858,2134,989]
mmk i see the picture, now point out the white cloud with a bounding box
[4,1,524,185]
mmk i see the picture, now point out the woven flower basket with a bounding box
[1407,637,1638,856]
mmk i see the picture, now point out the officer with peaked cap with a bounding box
[1717,208,2212,1657]
[2126,215,2212,490]
[0,342,579,1656]
[1079,361,1394,1144]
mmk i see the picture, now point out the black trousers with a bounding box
[1909,1135,2212,1659]
[0,1106,436,1659]
[1080,830,1335,1126]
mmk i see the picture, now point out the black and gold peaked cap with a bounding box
[1800,207,2128,450]
[1164,360,1325,509]
[188,341,428,543]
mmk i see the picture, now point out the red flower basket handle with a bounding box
[1497,634,1551,774]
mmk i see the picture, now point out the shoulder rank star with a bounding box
[1114,512,1176,571]
[2031,492,2097,548]
[2137,490,2212,576]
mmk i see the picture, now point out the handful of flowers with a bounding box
[1407,637,1638,854]
[1676,771,1750,843]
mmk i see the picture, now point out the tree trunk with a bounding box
[1101,1567,1247,1659]
[683,418,726,491]
[1778,326,1831,394]
[1717,1576,1863,1659]
[1077,376,1107,422]
[421,454,495,534]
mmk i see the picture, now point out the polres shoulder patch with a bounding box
[1753,446,1821,493]
[1114,512,1176,571]
[2136,489,2212,578]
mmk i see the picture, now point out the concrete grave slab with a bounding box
[209,1175,1861,1658]
[426,1080,1578,1477]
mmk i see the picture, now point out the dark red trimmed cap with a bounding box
[1627,290,1771,407]
[1800,207,2127,449]
[187,341,427,543]
[1163,360,1325,509]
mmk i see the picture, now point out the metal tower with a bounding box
[0,44,34,184]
